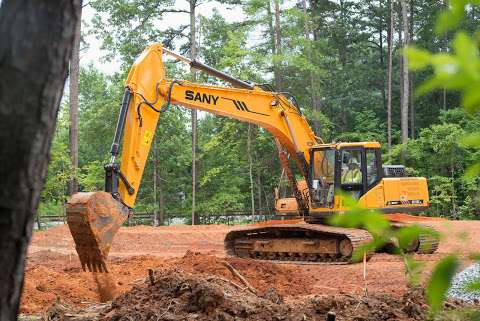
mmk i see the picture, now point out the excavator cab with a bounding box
[309,143,383,209]
[308,141,430,222]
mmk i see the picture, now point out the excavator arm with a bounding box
[114,44,317,208]
[66,43,317,272]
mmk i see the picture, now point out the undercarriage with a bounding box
[225,220,439,264]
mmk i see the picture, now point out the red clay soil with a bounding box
[21,250,312,314]
[45,270,432,321]
[384,213,447,222]
[21,219,480,314]
[28,224,232,258]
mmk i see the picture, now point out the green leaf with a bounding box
[351,239,385,262]
[405,47,432,71]
[465,279,480,292]
[416,77,446,96]
[465,162,480,178]
[435,1,467,34]
[461,133,480,148]
[426,255,459,312]
[436,11,461,34]
[403,254,425,286]
[395,225,438,252]
[463,87,480,112]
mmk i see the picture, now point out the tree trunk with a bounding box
[273,0,283,92]
[302,0,322,135]
[409,0,415,139]
[153,138,158,226]
[398,5,403,129]
[158,168,165,226]
[339,0,348,131]
[247,124,255,222]
[267,1,276,58]
[400,0,410,144]
[0,0,80,319]
[154,136,165,226]
[379,1,387,111]
[189,0,199,225]
[387,0,394,155]
[256,167,262,218]
[443,87,447,110]
[442,0,448,111]
[69,4,82,195]
[410,76,415,138]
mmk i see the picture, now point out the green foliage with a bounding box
[436,0,480,33]
[78,161,104,191]
[330,194,461,313]
[427,256,459,312]
[432,308,480,321]
[38,201,65,217]
[53,0,479,224]
[41,106,71,207]
[402,0,480,314]
[330,194,437,271]
[390,117,480,219]
[406,2,480,180]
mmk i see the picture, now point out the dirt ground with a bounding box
[21,219,480,316]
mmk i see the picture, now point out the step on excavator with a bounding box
[66,44,438,272]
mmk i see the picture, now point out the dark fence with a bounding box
[125,210,274,226]
[35,209,275,230]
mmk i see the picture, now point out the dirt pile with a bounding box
[21,251,166,314]
[22,250,313,315]
[43,269,435,321]
[301,288,428,321]
[171,250,313,297]
[106,268,292,321]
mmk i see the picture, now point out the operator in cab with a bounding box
[342,158,362,184]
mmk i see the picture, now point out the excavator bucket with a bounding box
[66,192,130,272]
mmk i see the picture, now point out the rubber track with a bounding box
[416,232,439,254]
[225,224,374,264]
[390,222,440,254]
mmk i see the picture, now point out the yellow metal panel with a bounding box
[359,182,385,209]
[335,142,381,149]
[382,177,429,208]
[119,44,165,207]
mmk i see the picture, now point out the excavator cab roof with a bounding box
[313,141,381,150]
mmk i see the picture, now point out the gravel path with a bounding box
[448,263,480,303]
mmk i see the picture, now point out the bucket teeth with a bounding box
[66,192,130,273]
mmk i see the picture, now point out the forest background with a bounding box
[41,0,480,225]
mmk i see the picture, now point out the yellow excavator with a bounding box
[66,44,438,272]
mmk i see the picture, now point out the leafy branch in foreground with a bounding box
[334,1,480,315]
[329,192,471,313]
[329,193,438,286]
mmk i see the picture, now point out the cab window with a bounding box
[340,149,362,185]
[366,149,379,187]
[312,148,335,183]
